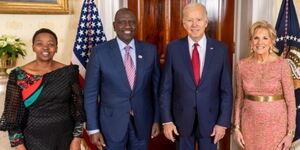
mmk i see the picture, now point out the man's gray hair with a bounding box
[183,3,208,17]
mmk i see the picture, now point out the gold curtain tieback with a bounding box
[245,94,283,102]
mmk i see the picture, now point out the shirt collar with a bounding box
[116,38,135,50]
[187,35,207,49]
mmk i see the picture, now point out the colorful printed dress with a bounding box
[0,65,85,150]
[233,58,296,150]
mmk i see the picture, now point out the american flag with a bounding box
[71,0,106,149]
[72,0,106,87]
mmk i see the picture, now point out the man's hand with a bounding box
[15,144,26,150]
[210,125,226,144]
[70,137,81,150]
[151,122,160,139]
[163,122,179,142]
[89,132,106,150]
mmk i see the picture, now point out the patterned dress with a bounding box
[0,65,85,150]
[234,58,296,150]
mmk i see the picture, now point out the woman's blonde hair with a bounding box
[249,20,279,54]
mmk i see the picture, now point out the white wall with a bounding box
[0,0,124,68]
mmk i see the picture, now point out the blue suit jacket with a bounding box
[160,36,233,137]
[84,38,160,142]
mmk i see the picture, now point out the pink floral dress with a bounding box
[234,58,296,150]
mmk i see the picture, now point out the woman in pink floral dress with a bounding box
[233,20,296,150]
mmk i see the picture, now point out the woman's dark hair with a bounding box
[32,28,58,45]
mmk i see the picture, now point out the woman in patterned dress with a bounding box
[0,28,85,150]
[233,20,296,150]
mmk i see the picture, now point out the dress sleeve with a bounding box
[0,70,25,147]
[70,66,86,137]
[281,60,296,132]
[233,63,244,127]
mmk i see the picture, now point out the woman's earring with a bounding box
[250,47,254,53]
[269,46,274,54]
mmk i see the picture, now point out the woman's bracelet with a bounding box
[232,124,240,131]
[287,130,295,136]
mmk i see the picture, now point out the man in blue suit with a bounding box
[160,3,233,150]
[84,8,160,150]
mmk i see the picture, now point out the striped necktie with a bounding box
[124,45,136,89]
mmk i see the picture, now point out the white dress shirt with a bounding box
[187,35,207,77]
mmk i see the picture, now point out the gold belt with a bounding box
[245,94,283,102]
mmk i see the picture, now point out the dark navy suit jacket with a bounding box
[84,38,160,142]
[160,36,233,138]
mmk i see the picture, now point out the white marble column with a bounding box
[0,78,13,150]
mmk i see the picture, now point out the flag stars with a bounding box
[92,15,97,20]
[76,45,81,50]
[79,30,84,35]
[290,35,293,39]
[80,23,85,28]
[96,29,101,34]
[93,7,97,12]
[277,35,300,42]
[80,52,86,57]
[73,0,106,68]
[280,36,284,41]
[77,37,82,43]
[293,36,298,41]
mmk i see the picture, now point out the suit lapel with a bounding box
[181,37,196,86]
[133,40,144,91]
[200,37,214,86]
[108,39,130,88]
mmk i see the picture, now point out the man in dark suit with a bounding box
[84,8,160,150]
[160,3,233,150]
